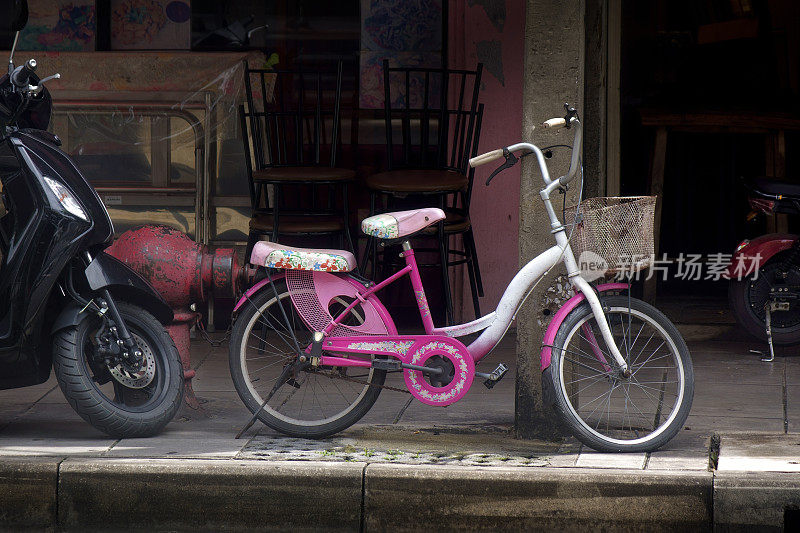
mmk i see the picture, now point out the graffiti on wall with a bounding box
[359,0,443,108]
[18,0,96,51]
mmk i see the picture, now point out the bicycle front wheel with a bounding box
[546,295,693,452]
[229,280,387,439]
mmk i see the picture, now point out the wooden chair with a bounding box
[241,61,355,258]
[363,61,484,323]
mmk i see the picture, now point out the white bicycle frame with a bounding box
[436,113,629,373]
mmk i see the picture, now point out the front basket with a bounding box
[564,196,656,273]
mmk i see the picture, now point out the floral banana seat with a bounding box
[250,241,356,272]
[361,208,446,240]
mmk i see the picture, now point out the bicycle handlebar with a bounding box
[11,59,36,89]
[542,117,567,129]
[468,148,504,168]
[468,108,582,189]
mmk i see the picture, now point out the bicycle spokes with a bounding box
[558,306,687,442]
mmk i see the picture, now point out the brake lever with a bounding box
[37,73,61,85]
[485,150,519,186]
[26,73,60,97]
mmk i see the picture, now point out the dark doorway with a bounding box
[619,0,800,323]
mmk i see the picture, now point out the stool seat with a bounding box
[361,208,446,239]
[250,241,356,272]
[420,211,471,235]
[253,166,356,183]
[365,169,468,194]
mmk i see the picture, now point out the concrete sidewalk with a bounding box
[2,331,800,530]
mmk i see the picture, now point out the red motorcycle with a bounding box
[728,177,800,358]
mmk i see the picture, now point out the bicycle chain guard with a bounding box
[403,339,474,406]
[323,335,475,406]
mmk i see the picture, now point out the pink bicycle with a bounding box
[229,106,694,452]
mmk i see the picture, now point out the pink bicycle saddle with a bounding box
[361,208,446,239]
[250,241,356,272]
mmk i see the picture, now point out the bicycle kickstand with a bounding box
[750,302,780,362]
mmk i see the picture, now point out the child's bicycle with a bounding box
[229,105,694,452]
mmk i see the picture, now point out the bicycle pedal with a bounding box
[286,379,301,389]
[483,363,509,389]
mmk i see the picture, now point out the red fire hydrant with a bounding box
[106,225,246,410]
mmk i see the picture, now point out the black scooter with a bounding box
[0,1,183,437]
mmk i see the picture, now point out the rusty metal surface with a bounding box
[105,224,242,306]
[166,315,200,411]
[106,225,204,307]
[106,224,247,409]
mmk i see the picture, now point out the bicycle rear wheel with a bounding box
[546,295,693,452]
[229,280,387,438]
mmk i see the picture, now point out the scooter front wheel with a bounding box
[52,301,184,438]
[546,296,694,452]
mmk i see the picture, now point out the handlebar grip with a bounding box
[469,148,504,168]
[11,59,37,88]
[542,117,567,129]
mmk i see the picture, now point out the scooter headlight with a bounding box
[43,176,89,221]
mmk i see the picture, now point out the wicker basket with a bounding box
[564,196,656,273]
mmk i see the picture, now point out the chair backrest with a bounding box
[465,103,484,209]
[383,60,483,175]
[239,102,350,216]
[243,61,344,169]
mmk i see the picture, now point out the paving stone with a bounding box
[575,451,647,469]
[718,433,800,472]
[0,403,115,456]
[543,453,580,467]
[0,380,58,404]
[689,382,783,418]
[107,433,249,458]
[682,413,785,433]
[646,430,710,471]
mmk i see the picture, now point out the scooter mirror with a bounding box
[2,0,29,32]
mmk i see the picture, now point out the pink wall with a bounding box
[449,0,524,320]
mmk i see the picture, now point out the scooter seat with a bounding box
[749,177,800,199]
[250,241,356,272]
[361,208,446,239]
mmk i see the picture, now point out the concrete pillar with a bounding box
[516,0,586,439]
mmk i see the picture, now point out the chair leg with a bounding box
[463,232,482,319]
[245,231,259,263]
[271,185,281,243]
[344,218,357,262]
[360,236,374,276]
[342,183,357,263]
[464,227,484,297]
[437,223,454,326]
[365,192,378,279]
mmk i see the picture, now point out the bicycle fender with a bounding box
[232,272,287,313]
[539,282,628,371]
